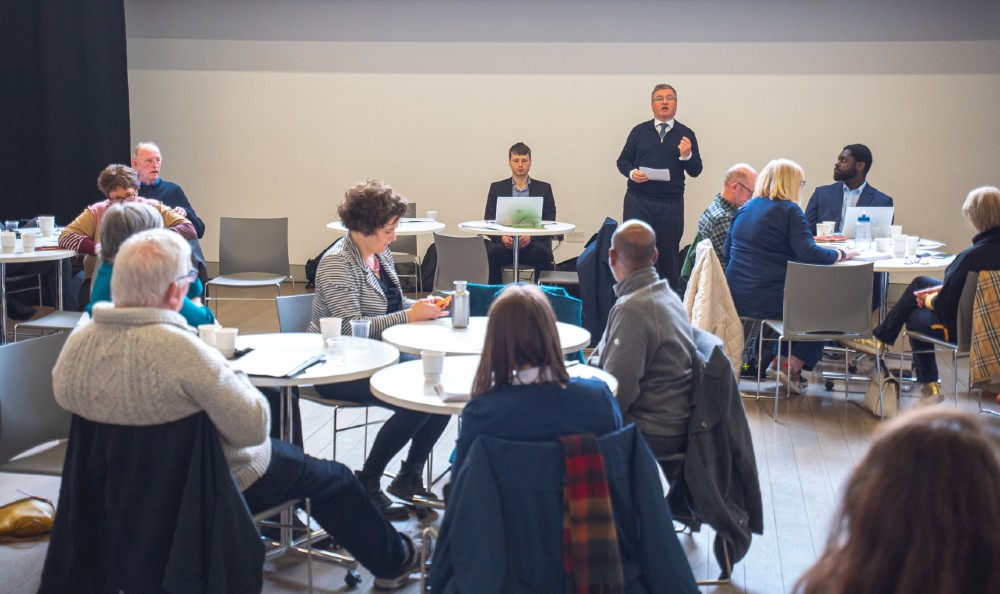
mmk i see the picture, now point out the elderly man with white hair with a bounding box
[52,229,427,590]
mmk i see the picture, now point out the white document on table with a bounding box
[639,167,670,182]
[230,350,324,378]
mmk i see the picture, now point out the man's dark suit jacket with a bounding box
[484,177,557,247]
[804,182,893,235]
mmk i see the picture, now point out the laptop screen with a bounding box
[495,196,544,228]
[841,206,894,238]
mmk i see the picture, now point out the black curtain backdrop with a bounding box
[1,0,130,223]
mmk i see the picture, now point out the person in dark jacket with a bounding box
[843,185,1000,402]
[725,158,856,394]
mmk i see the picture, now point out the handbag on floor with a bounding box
[0,495,55,543]
[862,373,899,418]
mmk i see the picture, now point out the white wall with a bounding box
[125,0,1000,266]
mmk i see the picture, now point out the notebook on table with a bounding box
[841,206,894,238]
[494,196,544,228]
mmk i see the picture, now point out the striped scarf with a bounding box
[559,433,625,594]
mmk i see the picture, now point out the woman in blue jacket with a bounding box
[725,158,854,394]
[452,283,622,473]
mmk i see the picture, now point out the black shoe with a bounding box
[387,462,440,502]
[355,470,410,520]
[6,299,36,321]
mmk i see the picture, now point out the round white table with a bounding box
[836,253,955,319]
[458,219,575,280]
[326,218,445,236]
[370,355,618,415]
[0,237,75,342]
[381,316,590,356]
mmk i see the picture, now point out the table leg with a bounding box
[55,259,63,312]
[1,262,7,343]
[879,271,889,322]
[511,238,520,283]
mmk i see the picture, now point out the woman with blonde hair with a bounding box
[844,185,1000,403]
[725,158,853,393]
[452,284,622,472]
[795,407,1000,594]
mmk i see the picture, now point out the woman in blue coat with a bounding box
[452,283,622,473]
[725,158,855,394]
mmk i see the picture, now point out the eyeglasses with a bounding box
[737,182,754,195]
[800,180,808,189]
[174,268,198,284]
[108,189,138,204]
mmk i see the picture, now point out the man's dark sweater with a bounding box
[616,119,703,201]
[140,179,205,238]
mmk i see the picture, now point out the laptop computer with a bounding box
[495,196,544,228]
[841,206,894,238]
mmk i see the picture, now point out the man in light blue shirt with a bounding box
[804,144,893,235]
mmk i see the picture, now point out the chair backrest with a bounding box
[432,232,488,292]
[0,332,71,465]
[41,412,262,592]
[430,425,697,592]
[782,262,874,337]
[218,217,290,277]
[389,202,417,257]
[956,271,980,352]
[275,293,314,333]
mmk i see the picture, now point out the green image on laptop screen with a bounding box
[495,196,544,228]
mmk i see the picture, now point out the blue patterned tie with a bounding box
[659,122,669,142]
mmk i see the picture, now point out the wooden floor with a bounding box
[2,284,999,593]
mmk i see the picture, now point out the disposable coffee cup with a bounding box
[905,236,919,257]
[20,233,35,252]
[874,237,889,252]
[198,324,219,347]
[350,319,371,339]
[421,350,445,382]
[426,211,438,221]
[892,235,908,258]
[817,222,835,236]
[214,327,239,358]
[320,317,342,345]
[0,232,15,253]
[889,225,903,237]
[38,216,55,237]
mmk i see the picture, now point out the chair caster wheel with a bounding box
[345,569,362,588]
[825,380,835,391]
[848,364,858,374]
[415,507,430,520]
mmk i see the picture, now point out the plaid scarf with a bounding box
[559,434,625,594]
[971,270,1000,389]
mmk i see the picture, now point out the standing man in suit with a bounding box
[133,141,209,283]
[616,84,703,289]
[804,144,893,235]
[484,142,556,284]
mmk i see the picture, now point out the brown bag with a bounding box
[0,495,56,543]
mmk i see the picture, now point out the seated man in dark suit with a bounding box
[484,142,557,284]
[804,143,893,235]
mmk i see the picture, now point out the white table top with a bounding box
[836,254,955,273]
[458,220,575,237]
[234,332,399,387]
[381,316,590,356]
[326,218,446,236]
[0,242,74,264]
[370,355,618,415]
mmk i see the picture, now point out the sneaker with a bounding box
[777,369,807,395]
[373,532,431,590]
[841,338,886,357]
[917,382,944,406]
[764,359,778,380]
[355,470,410,520]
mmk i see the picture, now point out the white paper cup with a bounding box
[874,237,889,252]
[320,317,342,343]
[421,350,445,382]
[889,225,903,237]
[905,236,920,256]
[38,216,55,236]
[198,324,219,346]
[350,319,371,339]
[214,327,238,358]
[426,211,438,221]
[0,232,15,253]
[817,222,835,236]
[20,233,35,252]
[892,235,908,258]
